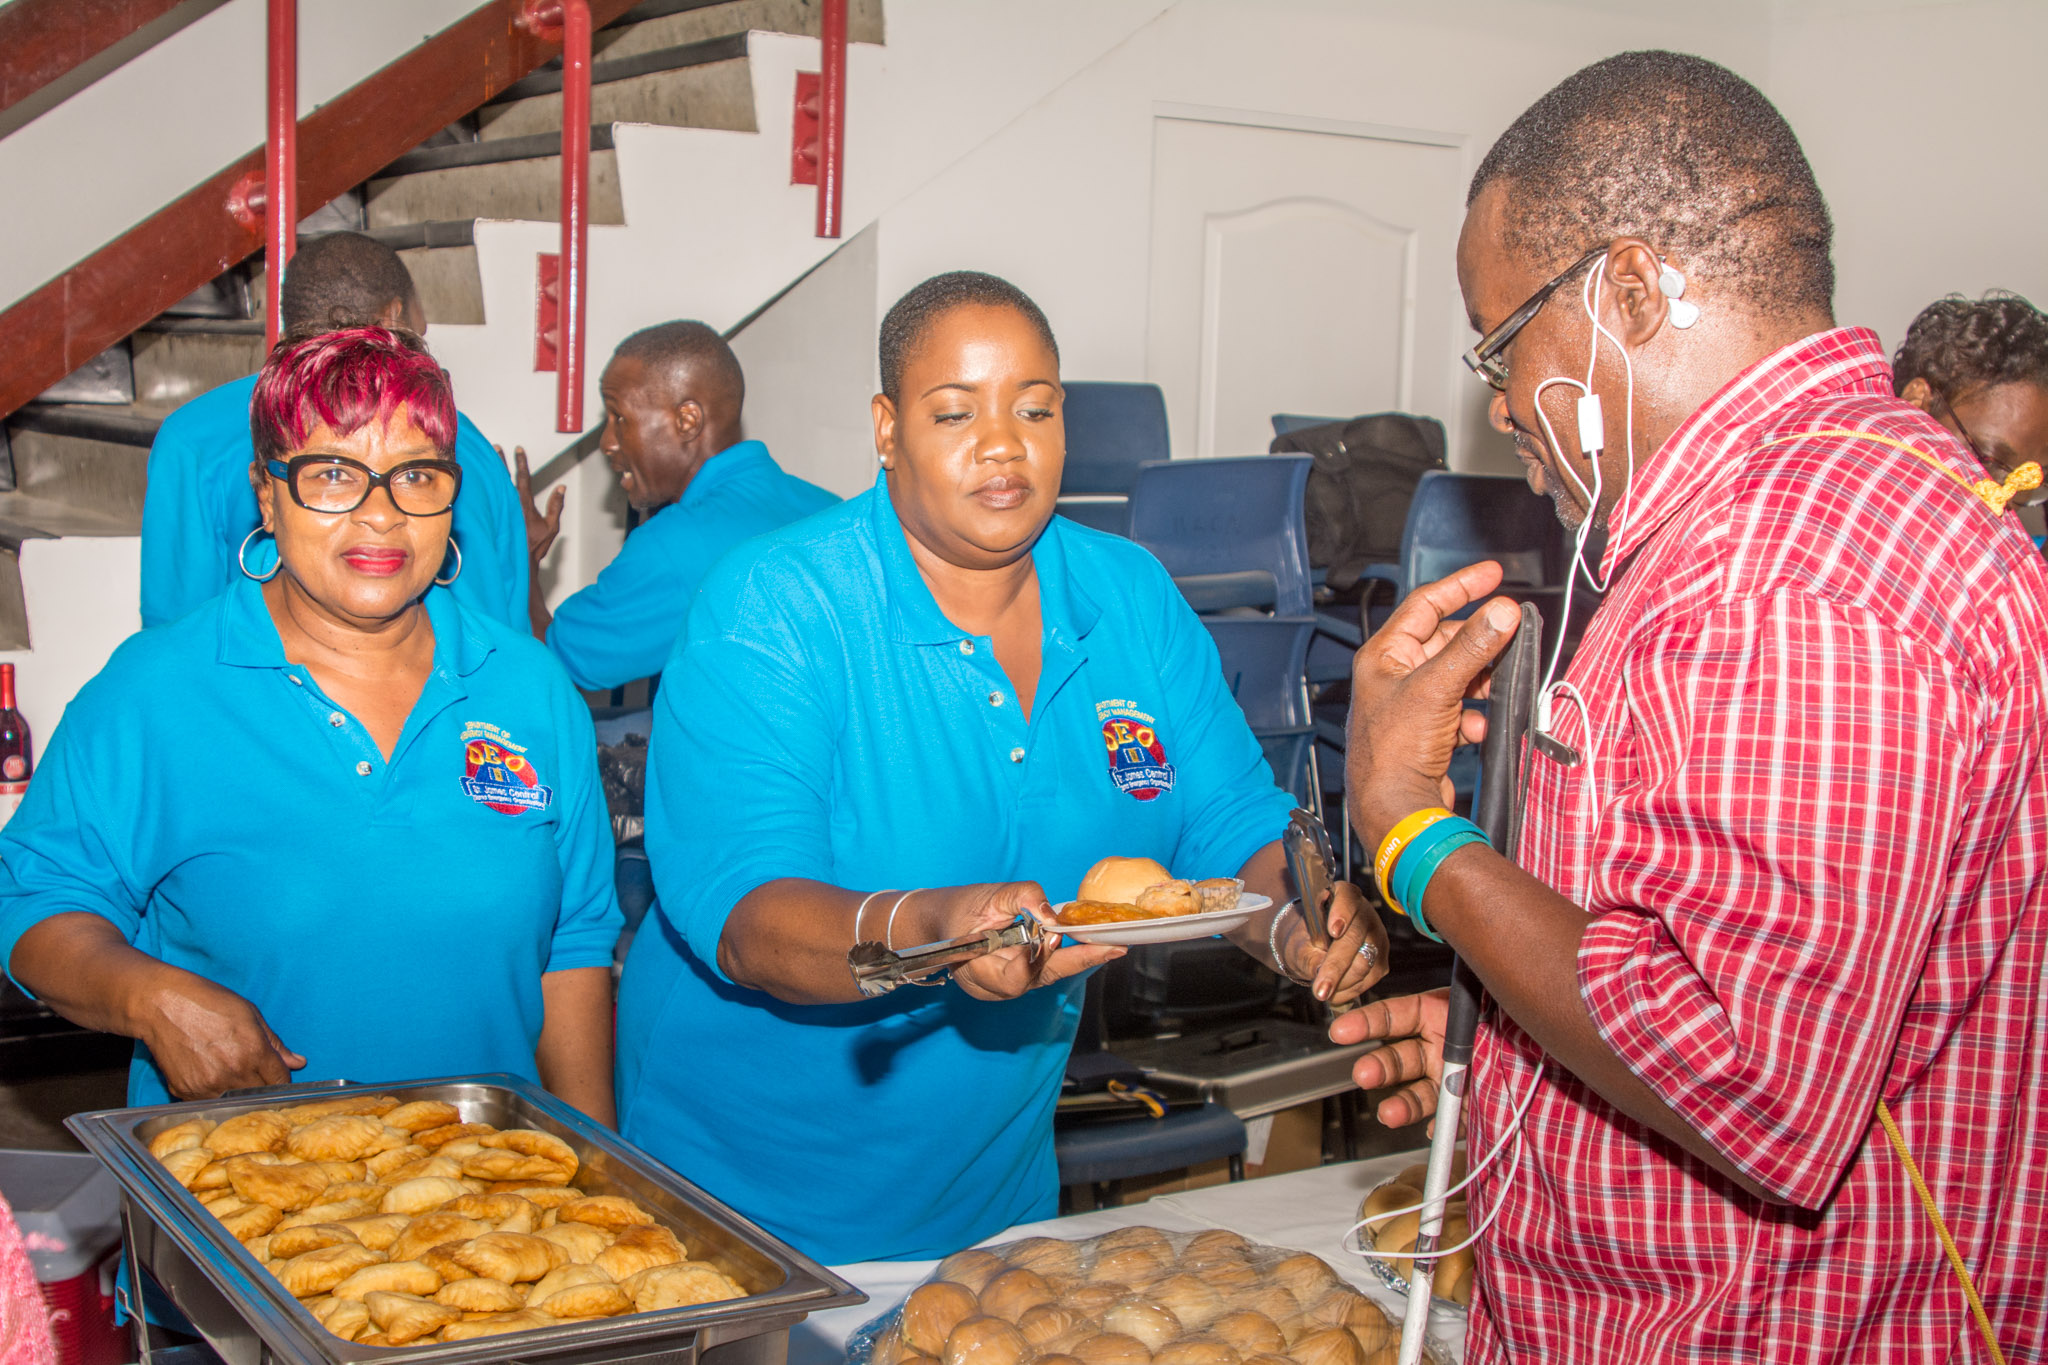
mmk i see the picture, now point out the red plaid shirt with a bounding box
[1465,328,2048,1363]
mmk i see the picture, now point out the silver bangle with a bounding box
[885,890,920,949]
[853,889,890,946]
[1267,900,1300,978]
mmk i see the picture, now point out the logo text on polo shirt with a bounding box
[1097,699,1175,802]
[459,720,554,817]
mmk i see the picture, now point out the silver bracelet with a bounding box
[1267,900,1301,978]
[852,889,891,946]
[885,890,920,950]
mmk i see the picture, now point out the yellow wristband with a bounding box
[1374,807,1454,916]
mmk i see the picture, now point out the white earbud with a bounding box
[1576,393,1606,457]
[1659,262,1700,329]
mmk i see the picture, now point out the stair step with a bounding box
[612,0,745,24]
[596,0,882,61]
[11,405,162,448]
[366,150,624,230]
[0,419,153,538]
[141,318,265,335]
[488,32,747,106]
[342,220,478,251]
[481,49,754,140]
[380,126,617,177]
[133,331,265,410]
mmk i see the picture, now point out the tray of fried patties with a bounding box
[67,1074,864,1365]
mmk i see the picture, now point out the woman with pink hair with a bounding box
[0,328,620,1124]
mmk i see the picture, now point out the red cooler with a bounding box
[0,1150,124,1365]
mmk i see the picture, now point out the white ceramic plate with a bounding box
[1051,893,1273,945]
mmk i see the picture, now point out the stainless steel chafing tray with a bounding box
[66,1074,865,1365]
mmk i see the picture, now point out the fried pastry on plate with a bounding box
[389,1214,490,1263]
[444,1192,537,1230]
[279,1095,399,1124]
[330,1259,441,1302]
[384,1155,464,1184]
[382,1101,462,1134]
[434,1276,525,1313]
[278,1197,380,1230]
[481,1129,577,1168]
[313,1160,368,1184]
[149,1118,216,1160]
[556,1195,657,1230]
[460,1149,573,1184]
[205,1111,290,1158]
[276,1243,386,1298]
[494,1184,583,1208]
[419,1245,475,1283]
[284,1115,389,1164]
[1191,878,1244,914]
[1056,901,1151,927]
[227,1157,330,1211]
[364,1290,462,1344]
[1134,880,1197,917]
[535,1222,612,1264]
[533,1280,632,1319]
[187,1159,234,1192]
[594,1224,686,1281]
[623,1262,747,1311]
[452,1232,568,1283]
[381,1177,471,1215]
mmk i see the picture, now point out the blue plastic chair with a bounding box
[1127,455,1314,615]
[1055,1102,1248,1208]
[1206,616,1317,808]
[1057,381,1170,536]
[1270,413,1341,439]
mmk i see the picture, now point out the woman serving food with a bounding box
[615,272,1387,1264]
[0,328,620,1120]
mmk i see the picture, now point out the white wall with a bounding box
[777,0,1778,490]
[0,539,142,743]
[0,0,484,311]
[1769,0,2048,356]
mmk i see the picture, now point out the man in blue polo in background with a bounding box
[516,321,838,690]
[140,231,528,627]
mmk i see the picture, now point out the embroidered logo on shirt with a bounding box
[1097,699,1175,801]
[459,721,554,816]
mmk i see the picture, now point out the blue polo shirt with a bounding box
[614,473,1292,1264]
[140,375,529,630]
[545,440,838,690]
[0,577,621,1106]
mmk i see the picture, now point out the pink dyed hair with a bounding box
[250,326,457,463]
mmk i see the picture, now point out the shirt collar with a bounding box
[866,467,1103,646]
[675,439,773,510]
[215,574,494,679]
[1604,326,1893,568]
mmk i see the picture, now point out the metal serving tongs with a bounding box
[849,915,1054,997]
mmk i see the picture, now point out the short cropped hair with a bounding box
[279,232,417,336]
[1470,51,1834,317]
[251,327,456,464]
[878,271,1059,402]
[612,320,745,413]
[1892,292,2048,400]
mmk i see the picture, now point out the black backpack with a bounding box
[1270,413,1447,591]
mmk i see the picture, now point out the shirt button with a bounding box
[355,761,373,777]
[287,675,303,686]
[1009,747,1025,763]
[988,692,1003,708]
[959,640,975,655]
[327,711,346,728]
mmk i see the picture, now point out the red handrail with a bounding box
[815,0,845,239]
[0,0,191,120]
[557,0,591,432]
[265,0,297,351]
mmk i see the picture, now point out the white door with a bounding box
[1147,112,1490,467]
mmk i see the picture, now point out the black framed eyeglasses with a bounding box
[266,454,462,516]
[1462,246,1609,391]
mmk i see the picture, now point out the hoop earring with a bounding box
[238,527,279,582]
[435,538,463,587]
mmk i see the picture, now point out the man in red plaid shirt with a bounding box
[1338,51,2047,1362]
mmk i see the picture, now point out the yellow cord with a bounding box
[1875,1100,2007,1364]
[1757,429,2043,515]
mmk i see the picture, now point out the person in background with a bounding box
[514,322,838,691]
[2,329,619,1119]
[1893,291,2048,531]
[1338,52,2047,1362]
[141,232,528,628]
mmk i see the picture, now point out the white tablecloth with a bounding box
[789,1152,1467,1364]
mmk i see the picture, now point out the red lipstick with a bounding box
[341,547,408,577]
